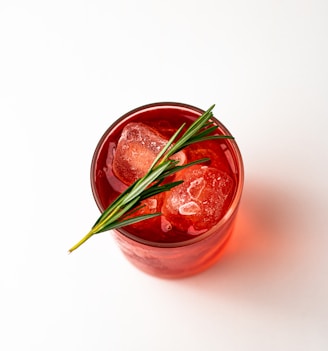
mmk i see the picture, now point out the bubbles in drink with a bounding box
[161,165,234,235]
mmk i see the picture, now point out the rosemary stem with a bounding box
[68,104,230,253]
[68,229,95,254]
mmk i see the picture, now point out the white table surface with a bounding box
[1,1,327,350]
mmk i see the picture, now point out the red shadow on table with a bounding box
[183,177,310,295]
[162,178,326,337]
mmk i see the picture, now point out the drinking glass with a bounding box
[91,102,244,278]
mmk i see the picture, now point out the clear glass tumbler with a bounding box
[91,102,244,278]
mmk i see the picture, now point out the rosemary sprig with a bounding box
[68,104,233,253]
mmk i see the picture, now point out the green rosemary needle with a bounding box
[68,104,233,253]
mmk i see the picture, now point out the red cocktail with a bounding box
[91,102,244,278]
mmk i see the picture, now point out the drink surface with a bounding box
[92,106,237,244]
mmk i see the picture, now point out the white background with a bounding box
[1,1,327,350]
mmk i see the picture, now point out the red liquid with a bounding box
[92,107,237,243]
[91,103,243,278]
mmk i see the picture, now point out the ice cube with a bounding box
[161,165,234,235]
[124,194,164,232]
[113,122,185,185]
[178,201,200,215]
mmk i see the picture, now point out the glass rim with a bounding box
[90,101,244,248]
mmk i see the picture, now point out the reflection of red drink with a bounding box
[91,102,244,278]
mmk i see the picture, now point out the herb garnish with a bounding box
[68,104,233,253]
